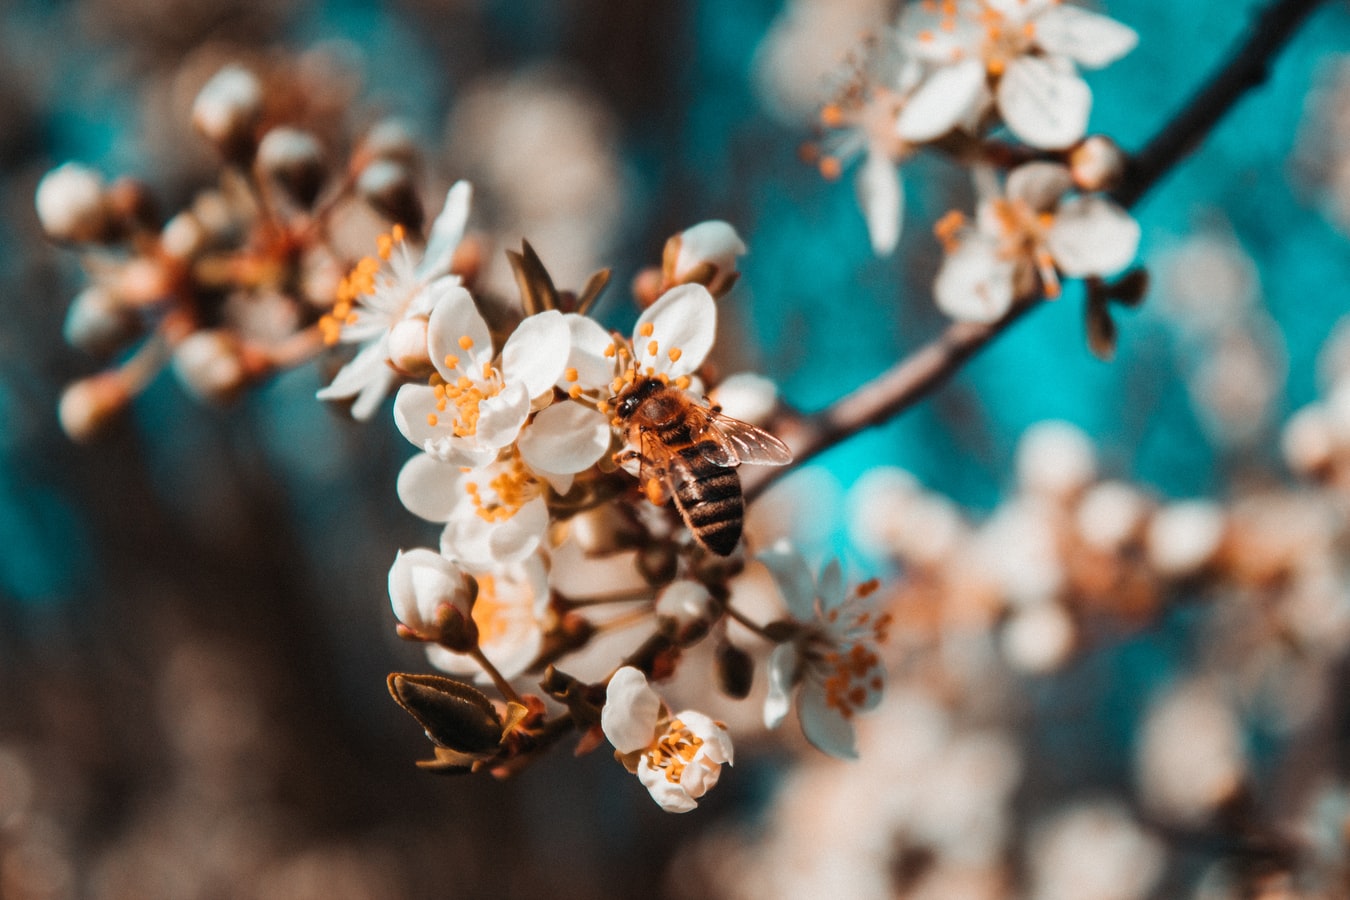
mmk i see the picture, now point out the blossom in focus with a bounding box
[393,287,570,467]
[387,547,476,643]
[424,556,550,683]
[759,541,890,758]
[561,282,718,402]
[317,181,473,420]
[897,0,1138,149]
[601,666,733,813]
[934,161,1139,322]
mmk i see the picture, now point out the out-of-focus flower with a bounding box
[387,548,475,644]
[934,162,1140,322]
[317,182,472,420]
[425,557,550,683]
[35,163,112,243]
[1016,420,1097,499]
[601,667,733,813]
[1028,800,1165,900]
[1136,678,1246,824]
[660,221,747,298]
[393,290,570,467]
[759,542,890,758]
[897,0,1138,149]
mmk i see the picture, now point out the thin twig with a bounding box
[743,0,1327,503]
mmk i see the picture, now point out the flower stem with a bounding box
[744,0,1328,503]
[467,646,522,706]
[723,602,781,642]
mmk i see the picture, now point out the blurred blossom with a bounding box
[1027,800,1164,900]
[1015,420,1097,500]
[1136,678,1246,825]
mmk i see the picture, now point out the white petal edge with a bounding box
[633,284,717,379]
[397,452,462,522]
[897,58,989,143]
[1034,5,1139,70]
[856,151,903,256]
[997,56,1092,150]
[602,666,661,755]
[1047,196,1141,277]
[518,402,612,475]
[419,180,472,279]
[501,310,570,398]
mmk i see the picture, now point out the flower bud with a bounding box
[63,286,140,355]
[1146,501,1226,579]
[160,212,206,260]
[710,372,777,427]
[1069,135,1127,192]
[59,372,131,442]
[358,119,420,169]
[388,548,477,647]
[654,579,714,632]
[171,330,248,403]
[35,163,111,243]
[1016,421,1097,500]
[192,65,263,163]
[662,220,747,298]
[387,672,503,755]
[1001,601,1075,673]
[256,127,326,208]
[1075,480,1149,552]
[714,640,754,699]
[356,159,425,232]
[387,316,433,377]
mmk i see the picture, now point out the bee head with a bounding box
[613,376,661,420]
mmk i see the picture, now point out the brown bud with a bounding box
[356,160,425,233]
[387,672,503,754]
[714,641,755,699]
[256,127,327,208]
[636,542,679,586]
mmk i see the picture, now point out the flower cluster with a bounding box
[37,60,444,440]
[813,0,1141,327]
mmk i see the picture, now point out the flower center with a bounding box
[470,574,518,646]
[320,224,407,344]
[646,718,705,785]
[427,338,503,435]
[464,457,540,522]
[988,197,1062,297]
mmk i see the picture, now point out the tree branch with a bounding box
[744,0,1328,503]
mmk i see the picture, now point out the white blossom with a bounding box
[897,0,1137,149]
[425,556,550,683]
[317,182,473,420]
[759,541,889,759]
[601,666,733,813]
[387,547,475,640]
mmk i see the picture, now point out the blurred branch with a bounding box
[744,0,1328,502]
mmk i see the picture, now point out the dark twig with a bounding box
[744,0,1328,503]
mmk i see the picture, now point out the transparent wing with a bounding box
[704,413,793,467]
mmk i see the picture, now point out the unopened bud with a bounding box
[387,672,503,754]
[714,640,755,699]
[710,372,778,427]
[655,579,714,632]
[1070,135,1126,192]
[35,163,110,243]
[358,119,420,169]
[171,330,248,403]
[63,286,140,355]
[663,220,746,298]
[388,548,477,646]
[1016,421,1097,499]
[636,542,679,586]
[59,372,131,442]
[256,127,326,208]
[192,65,264,163]
[160,212,206,260]
[388,316,433,376]
[1147,501,1226,579]
[357,159,424,232]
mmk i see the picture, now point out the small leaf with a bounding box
[387,672,503,753]
[574,268,612,316]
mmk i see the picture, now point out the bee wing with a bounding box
[704,413,794,467]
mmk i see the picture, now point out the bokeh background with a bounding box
[4,0,1350,897]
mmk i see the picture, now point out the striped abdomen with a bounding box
[670,441,744,556]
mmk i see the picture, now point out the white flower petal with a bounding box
[897,58,989,142]
[678,710,733,765]
[350,367,399,421]
[440,495,547,569]
[817,558,846,612]
[501,310,570,398]
[1047,196,1141,277]
[758,542,817,621]
[419,180,472,279]
[934,234,1017,323]
[856,151,903,256]
[797,680,859,759]
[1034,5,1139,69]
[633,284,716,378]
[602,667,661,755]
[393,383,441,449]
[317,336,395,419]
[427,284,493,380]
[561,313,618,391]
[1005,162,1074,212]
[425,643,477,676]
[472,382,531,451]
[636,758,699,813]
[763,643,798,729]
[396,452,461,522]
[517,402,612,475]
[998,56,1092,150]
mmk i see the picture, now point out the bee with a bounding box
[614,376,793,556]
